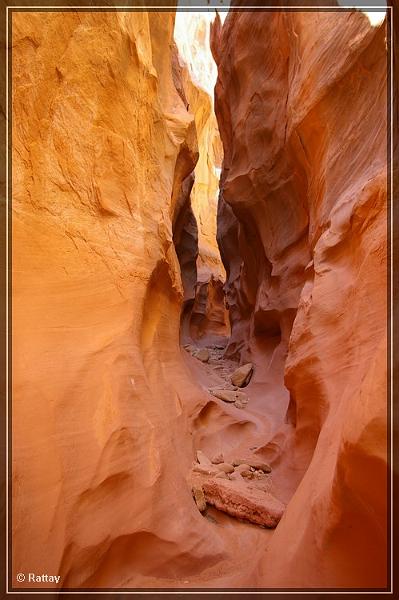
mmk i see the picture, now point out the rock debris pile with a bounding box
[190,449,284,528]
[184,344,254,409]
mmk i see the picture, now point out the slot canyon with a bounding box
[12,4,389,591]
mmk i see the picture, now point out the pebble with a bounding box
[240,470,254,480]
[195,348,210,362]
[217,462,235,474]
[234,463,251,473]
[232,458,272,473]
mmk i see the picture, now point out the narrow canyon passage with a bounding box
[172,12,295,557]
[12,7,388,591]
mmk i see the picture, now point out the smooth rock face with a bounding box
[212,9,387,588]
[12,11,228,589]
[231,363,253,387]
[202,479,285,528]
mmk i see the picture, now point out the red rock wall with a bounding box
[11,11,226,588]
[212,9,388,588]
[176,28,230,347]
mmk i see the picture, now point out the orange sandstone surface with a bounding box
[175,14,230,347]
[211,8,388,588]
[11,8,388,591]
[12,11,221,588]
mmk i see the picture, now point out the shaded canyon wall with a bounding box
[211,9,388,588]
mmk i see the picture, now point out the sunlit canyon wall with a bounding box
[12,11,225,588]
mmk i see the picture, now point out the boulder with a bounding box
[202,479,285,528]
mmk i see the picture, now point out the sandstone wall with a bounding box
[212,9,388,588]
[12,11,225,588]
[175,16,229,346]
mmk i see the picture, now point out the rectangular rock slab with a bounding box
[202,478,285,528]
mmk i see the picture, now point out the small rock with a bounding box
[234,400,244,409]
[193,465,218,476]
[234,463,251,473]
[250,467,256,472]
[184,344,196,353]
[215,471,228,479]
[217,462,235,474]
[232,458,272,473]
[240,470,254,479]
[231,363,253,387]
[211,389,248,404]
[192,486,207,512]
[211,453,224,464]
[195,348,210,362]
